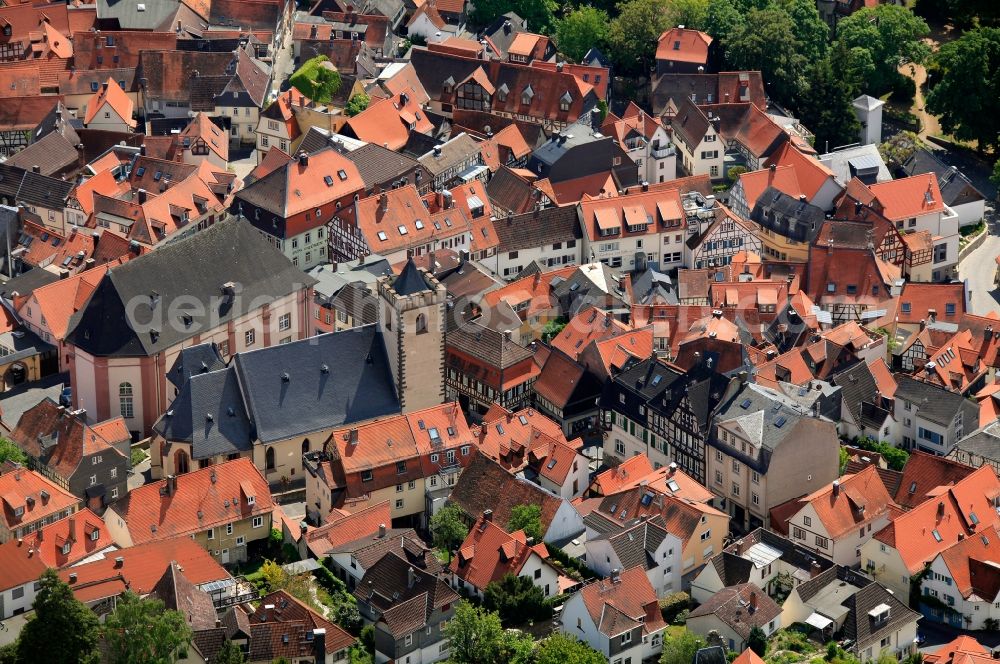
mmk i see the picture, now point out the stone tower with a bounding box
[376,258,447,413]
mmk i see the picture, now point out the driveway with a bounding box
[958,232,1000,316]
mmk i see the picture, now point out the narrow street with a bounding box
[957,233,1000,315]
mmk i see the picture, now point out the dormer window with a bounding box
[247,495,256,505]
[559,92,572,112]
[497,83,508,102]
[61,543,71,555]
[521,85,534,106]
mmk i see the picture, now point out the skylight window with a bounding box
[337,169,348,180]
[397,225,408,235]
[774,416,787,428]
[136,167,146,177]
[970,511,980,525]
[651,375,662,386]
[153,171,162,181]
[496,423,505,435]
[740,398,752,409]
[415,220,424,230]
[377,231,388,241]
[908,481,917,494]
[546,459,557,470]
[324,175,334,186]
[518,415,528,425]
[666,479,680,492]
[932,529,943,542]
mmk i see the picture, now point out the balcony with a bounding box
[205,576,260,609]
[651,145,675,159]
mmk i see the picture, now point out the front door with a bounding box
[221,549,230,564]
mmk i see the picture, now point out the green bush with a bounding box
[658,592,690,623]
[889,74,917,102]
[853,437,909,471]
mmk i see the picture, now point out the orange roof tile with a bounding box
[59,536,228,603]
[73,169,127,217]
[655,27,712,64]
[765,142,835,201]
[869,173,946,221]
[179,112,228,163]
[449,515,549,590]
[874,465,1000,574]
[305,501,391,558]
[0,468,79,532]
[344,90,433,150]
[795,466,896,539]
[737,164,803,212]
[924,637,994,664]
[578,566,666,638]
[481,265,577,320]
[552,306,630,359]
[83,78,135,127]
[591,455,654,496]
[110,458,273,544]
[937,524,1000,601]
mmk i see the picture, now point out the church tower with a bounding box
[376,258,447,413]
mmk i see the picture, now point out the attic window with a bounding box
[774,416,787,428]
[337,169,348,181]
[673,40,681,50]
[908,481,917,494]
[559,92,572,112]
[136,167,146,177]
[496,423,505,435]
[521,85,534,106]
[901,302,911,314]
[518,415,528,425]
[153,171,162,181]
[932,529,943,542]
[397,225,408,236]
[324,175,334,186]
[377,231,388,241]
[546,459,557,470]
[415,220,424,230]
[90,81,100,92]
[740,398,752,409]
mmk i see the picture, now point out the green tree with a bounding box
[747,625,768,656]
[664,0,710,30]
[704,0,745,48]
[926,27,1000,154]
[724,6,806,104]
[798,55,861,152]
[103,591,193,664]
[556,6,609,63]
[839,446,850,475]
[0,438,26,465]
[541,317,568,342]
[483,573,552,625]
[430,504,468,561]
[470,0,557,33]
[211,640,246,664]
[445,602,532,664]
[536,633,606,664]
[345,93,370,117]
[508,504,543,541]
[608,0,673,75]
[783,0,830,62]
[289,56,342,104]
[313,65,342,104]
[836,5,930,95]
[17,569,100,664]
[829,39,874,100]
[991,160,1000,190]
[660,629,706,664]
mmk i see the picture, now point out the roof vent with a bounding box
[281,372,290,382]
[320,364,330,374]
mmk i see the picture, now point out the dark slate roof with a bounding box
[0,265,59,297]
[630,267,678,306]
[902,149,985,208]
[232,325,400,444]
[166,342,226,389]
[343,142,426,190]
[98,0,180,29]
[154,366,253,459]
[5,132,80,177]
[794,564,872,604]
[841,581,920,651]
[354,551,458,638]
[0,165,25,201]
[492,206,581,253]
[15,171,75,209]
[750,187,825,244]
[446,320,533,369]
[894,374,978,427]
[393,259,431,296]
[479,12,529,56]
[602,517,669,571]
[831,361,878,427]
[66,219,313,358]
[953,420,1000,462]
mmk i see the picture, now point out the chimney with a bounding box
[919,319,926,330]
[348,428,359,445]
[313,628,326,659]
[140,143,146,157]
[165,474,177,497]
[442,189,453,209]
[298,151,309,167]
[668,461,677,474]
[114,556,124,568]
[937,501,945,517]
[407,566,417,589]
[137,188,147,204]
[610,568,621,584]
[379,523,386,538]
[483,509,493,522]
[32,165,40,174]
[69,573,77,583]
[433,146,442,158]
[380,192,389,213]
[641,181,649,192]
[749,591,758,612]
[832,479,840,497]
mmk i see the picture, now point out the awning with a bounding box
[805,613,834,630]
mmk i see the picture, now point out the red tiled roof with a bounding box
[578,566,666,637]
[0,468,79,532]
[59,536,229,604]
[84,78,135,127]
[924,636,994,664]
[893,451,977,510]
[179,112,228,163]
[305,501,391,558]
[0,508,112,591]
[109,458,273,544]
[765,142,835,201]
[792,466,896,539]
[655,27,712,64]
[591,455,654,496]
[937,524,1000,601]
[552,306,630,360]
[868,173,946,221]
[344,90,433,150]
[449,515,548,590]
[874,465,1000,574]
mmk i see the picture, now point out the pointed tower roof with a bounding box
[393,258,430,296]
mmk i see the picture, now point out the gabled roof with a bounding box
[924,637,995,664]
[249,590,355,660]
[867,173,946,221]
[689,582,781,639]
[576,566,666,638]
[0,508,113,592]
[937,524,1000,601]
[21,262,108,342]
[179,112,228,163]
[873,465,1000,574]
[893,451,977,510]
[83,78,136,127]
[110,458,273,544]
[656,28,712,64]
[11,399,128,482]
[66,218,310,358]
[304,501,390,558]
[60,536,228,604]
[354,550,459,637]
[235,148,363,219]
[779,466,897,539]
[150,562,218,631]
[0,467,80,532]
[450,515,549,590]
